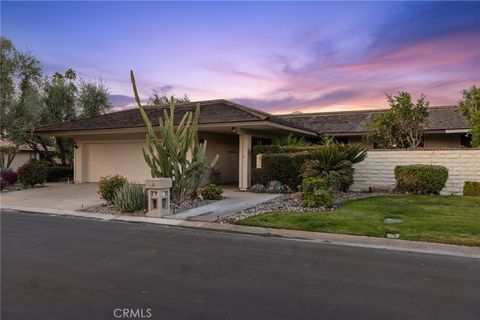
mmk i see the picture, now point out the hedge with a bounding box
[253,145,319,155]
[463,181,480,197]
[394,164,448,194]
[302,177,332,208]
[252,152,312,190]
[46,165,74,182]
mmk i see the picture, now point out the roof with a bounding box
[33,99,315,134]
[277,105,469,135]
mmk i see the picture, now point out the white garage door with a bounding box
[84,142,152,183]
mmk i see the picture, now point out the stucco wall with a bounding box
[10,151,36,171]
[200,132,239,184]
[352,149,480,195]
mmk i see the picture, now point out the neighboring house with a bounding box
[279,105,471,148]
[33,100,471,189]
[0,140,40,170]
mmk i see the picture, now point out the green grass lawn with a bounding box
[238,195,480,246]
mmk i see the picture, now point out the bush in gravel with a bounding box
[201,184,223,200]
[302,177,332,208]
[325,171,342,192]
[46,165,73,182]
[1,169,18,186]
[463,181,480,196]
[17,159,48,187]
[113,182,147,213]
[394,164,448,194]
[98,175,127,203]
[266,180,289,194]
[250,183,266,193]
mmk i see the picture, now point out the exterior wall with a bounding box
[352,149,480,195]
[10,151,37,171]
[424,133,461,148]
[73,131,239,185]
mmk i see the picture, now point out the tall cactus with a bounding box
[130,71,219,204]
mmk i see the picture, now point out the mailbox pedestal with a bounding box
[145,178,172,217]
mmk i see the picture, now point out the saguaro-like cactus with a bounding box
[130,71,218,204]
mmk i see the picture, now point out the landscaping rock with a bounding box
[386,232,401,239]
[384,218,403,224]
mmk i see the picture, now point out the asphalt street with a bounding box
[1,211,479,320]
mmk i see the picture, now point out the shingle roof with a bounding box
[277,105,469,134]
[34,99,315,134]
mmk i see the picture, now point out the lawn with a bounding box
[238,195,480,246]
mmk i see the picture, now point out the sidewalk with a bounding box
[2,205,479,259]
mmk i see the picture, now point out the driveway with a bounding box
[2,212,479,320]
[0,183,102,211]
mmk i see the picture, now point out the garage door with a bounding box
[84,142,152,183]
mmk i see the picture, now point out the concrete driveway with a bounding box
[0,183,102,211]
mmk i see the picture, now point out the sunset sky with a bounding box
[2,1,479,113]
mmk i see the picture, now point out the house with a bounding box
[33,100,317,189]
[279,105,471,148]
[0,140,42,170]
[33,101,471,189]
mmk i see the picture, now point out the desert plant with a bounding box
[209,168,221,184]
[1,169,18,186]
[17,159,48,187]
[394,165,448,194]
[463,181,480,197]
[303,143,366,191]
[250,183,266,193]
[113,182,148,213]
[201,184,223,200]
[302,177,332,208]
[131,71,218,204]
[266,180,289,193]
[98,174,127,203]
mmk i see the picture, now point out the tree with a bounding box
[364,92,429,149]
[147,89,190,105]
[78,80,113,117]
[131,71,218,204]
[459,85,480,148]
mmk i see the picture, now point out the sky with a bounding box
[1,1,480,114]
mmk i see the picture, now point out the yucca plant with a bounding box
[113,182,148,213]
[130,71,219,204]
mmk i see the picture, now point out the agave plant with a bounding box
[113,182,148,213]
[130,71,219,204]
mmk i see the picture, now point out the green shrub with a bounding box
[201,184,223,200]
[98,175,127,203]
[253,145,318,155]
[113,182,147,213]
[252,152,312,190]
[17,159,48,187]
[46,165,73,182]
[265,180,289,194]
[302,177,332,208]
[250,183,266,193]
[326,171,342,192]
[394,165,448,194]
[463,181,480,196]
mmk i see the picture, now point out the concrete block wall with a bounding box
[352,149,480,195]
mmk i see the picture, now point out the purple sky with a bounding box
[2,1,479,113]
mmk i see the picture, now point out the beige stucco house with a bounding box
[0,140,42,170]
[34,101,471,189]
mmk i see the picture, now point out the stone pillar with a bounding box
[238,134,252,190]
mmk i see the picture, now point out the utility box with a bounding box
[145,178,172,217]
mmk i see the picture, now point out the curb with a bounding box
[2,205,479,259]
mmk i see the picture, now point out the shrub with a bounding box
[250,183,266,193]
[325,171,342,192]
[253,145,318,155]
[302,177,332,208]
[17,159,48,187]
[46,165,73,182]
[303,143,366,192]
[113,182,147,213]
[98,175,127,203]
[1,178,9,190]
[201,184,223,200]
[265,180,289,194]
[394,165,448,194]
[463,181,480,197]
[252,152,312,190]
[1,169,18,186]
